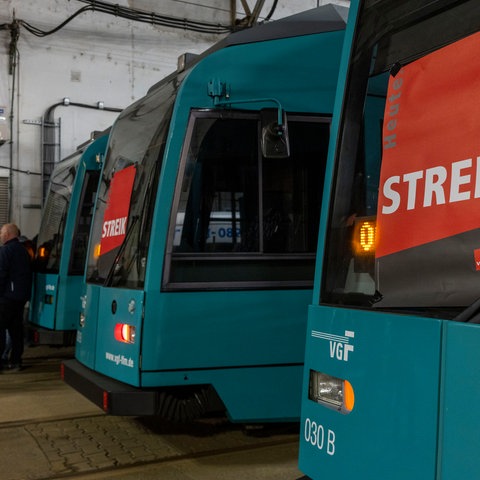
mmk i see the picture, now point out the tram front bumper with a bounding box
[61,359,158,415]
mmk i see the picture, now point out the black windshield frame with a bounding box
[163,109,331,291]
[86,79,176,288]
[321,0,480,317]
[35,153,79,273]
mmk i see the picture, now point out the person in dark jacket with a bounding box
[0,223,32,371]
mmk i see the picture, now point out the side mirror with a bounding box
[260,108,290,158]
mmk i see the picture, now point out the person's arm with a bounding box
[0,247,9,296]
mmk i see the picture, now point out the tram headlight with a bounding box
[308,370,355,414]
[79,312,86,327]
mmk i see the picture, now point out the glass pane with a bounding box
[167,112,329,288]
[36,153,79,273]
[322,0,480,317]
[263,121,328,254]
[87,79,176,287]
[173,116,258,254]
[68,170,100,275]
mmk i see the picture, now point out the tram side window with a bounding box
[35,156,78,273]
[174,116,258,254]
[68,170,100,275]
[165,111,329,289]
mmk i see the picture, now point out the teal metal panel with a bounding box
[138,289,309,419]
[93,287,144,386]
[30,272,59,330]
[31,274,83,331]
[299,305,441,479]
[438,321,480,478]
[141,289,311,371]
[75,283,100,369]
[54,275,83,330]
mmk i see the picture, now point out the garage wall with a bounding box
[0,0,349,238]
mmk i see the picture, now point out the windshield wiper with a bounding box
[452,297,480,324]
[104,214,139,287]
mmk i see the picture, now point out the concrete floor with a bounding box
[0,345,303,480]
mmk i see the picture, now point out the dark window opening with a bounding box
[35,154,79,273]
[68,170,100,275]
[164,111,330,290]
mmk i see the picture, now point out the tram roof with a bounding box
[217,3,348,47]
[146,4,348,95]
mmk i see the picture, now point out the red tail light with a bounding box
[114,323,136,344]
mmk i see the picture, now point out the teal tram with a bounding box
[299,0,480,478]
[30,134,107,345]
[62,5,347,422]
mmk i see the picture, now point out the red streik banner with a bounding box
[100,165,136,255]
[377,31,480,259]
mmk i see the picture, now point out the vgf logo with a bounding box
[311,329,355,362]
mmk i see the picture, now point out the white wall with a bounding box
[0,0,349,238]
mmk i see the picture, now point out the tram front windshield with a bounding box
[86,79,175,288]
[36,153,79,273]
[322,0,480,317]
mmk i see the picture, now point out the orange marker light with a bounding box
[359,221,375,252]
[343,380,355,412]
[353,216,376,255]
[308,369,355,415]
